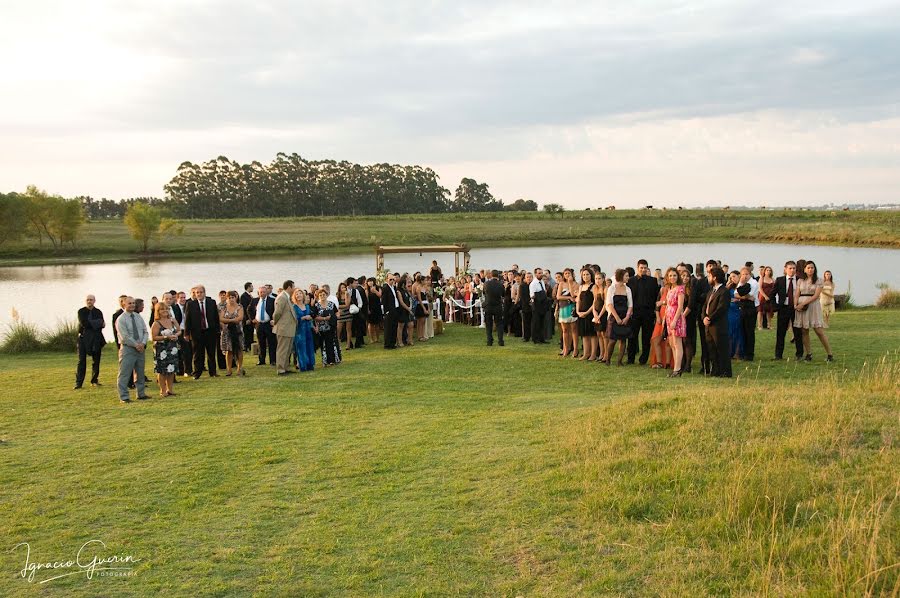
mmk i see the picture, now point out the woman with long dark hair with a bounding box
[575,268,597,361]
[605,269,633,366]
[556,268,579,358]
[664,268,686,377]
[794,261,834,362]
[366,277,382,343]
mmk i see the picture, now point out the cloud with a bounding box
[1,0,899,205]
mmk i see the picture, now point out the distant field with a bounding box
[0,309,897,595]
[1,209,898,265]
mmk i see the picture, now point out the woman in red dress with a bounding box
[664,267,686,377]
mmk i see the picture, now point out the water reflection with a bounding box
[0,242,897,327]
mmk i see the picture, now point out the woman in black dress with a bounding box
[312,289,342,366]
[412,275,428,342]
[605,268,633,366]
[366,277,382,343]
[575,268,597,361]
[396,275,414,347]
[592,271,609,363]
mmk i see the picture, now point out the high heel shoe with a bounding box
[666,370,683,378]
[825,355,833,362]
[804,354,813,362]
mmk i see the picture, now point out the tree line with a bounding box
[74,154,536,220]
[0,185,85,249]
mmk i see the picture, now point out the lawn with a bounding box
[2,209,898,265]
[0,309,897,596]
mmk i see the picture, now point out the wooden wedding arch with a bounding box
[375,244,470,274]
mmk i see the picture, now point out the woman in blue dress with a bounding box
[291,289,315,372]
[727,271,745,358]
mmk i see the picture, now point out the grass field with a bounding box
[0,310,898,596]
[2,209,898,265]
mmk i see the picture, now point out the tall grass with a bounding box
[559,353,899,594]
[42,319,79,352]
[875,283,900,309]
[0,319,43,353]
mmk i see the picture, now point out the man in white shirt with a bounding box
[529,268,551,343]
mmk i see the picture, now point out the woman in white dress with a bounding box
[794,261,834,362]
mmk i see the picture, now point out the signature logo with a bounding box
[11,540,140,584]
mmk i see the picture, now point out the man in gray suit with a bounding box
[115,296,150,403]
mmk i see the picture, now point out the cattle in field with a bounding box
[644,205,654,210]
[605,205,616,210]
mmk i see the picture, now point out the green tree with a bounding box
[542,203,565,214]
[124,202,184,253]
[505,198,538,211]
[0,192,27,248]
[451,178,503,212]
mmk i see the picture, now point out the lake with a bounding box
[1,243,897,328]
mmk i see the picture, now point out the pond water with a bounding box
[0,242,897,328]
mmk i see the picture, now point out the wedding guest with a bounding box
[592,272,609,363]
[606,269,633,366]
[183,285,221,379]
[649,280,671,369]
[312,288,342,365]
[821,270,835,325]
[627,259,657,365]
[115,297,150,402]
[176,291,192,377]
[794,261,834,362]
[575,268,597,361]
[772,261,804,361]
[413,275,429,342]
[215,290,228,370]
[148,296,159,325]
[399,277,415,346]
[520,271,533,342]
[250,285,276,366]
[219,290,245,376]
[292,289,315,371]
[381,274,400,349]
[482,269,505,346]
[757,266,775,330]
[664,268,686,377]
[727,271,744,359]
[557,268,579,358]
[543,270,555,340]
[240,282,254,351]
[694,261,715,374]
[679,269,696,373]
[530,268,550,344]
[151,301,180,397]
[735,268,756,360]
[366,277,382,343]
[349,277,367,348]
[74,294,106,390]
[273,280,298,375]
[703,267,731,378]
[424,280,435,339]
[112,294,128,347]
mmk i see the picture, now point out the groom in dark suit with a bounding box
[772,261,803,360]
[482,270,505,346]
[703,267,731,378]
[183,285,221,379]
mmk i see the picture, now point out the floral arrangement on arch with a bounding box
[374,268,391,286]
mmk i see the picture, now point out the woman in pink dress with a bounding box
[664,267,686,378]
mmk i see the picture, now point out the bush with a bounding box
[43,319,79,352]
[875,283,900,308]
[1,320,43,353]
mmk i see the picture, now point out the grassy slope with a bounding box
[0,309,897,596]
[2,209,898,265]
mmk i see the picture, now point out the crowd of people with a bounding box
[73,257,837,402]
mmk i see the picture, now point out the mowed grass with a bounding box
[2,209,898,264]
[0,310,897,596]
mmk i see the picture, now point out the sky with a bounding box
[1,0,899,209]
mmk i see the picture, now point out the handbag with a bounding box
[612,322,632,338]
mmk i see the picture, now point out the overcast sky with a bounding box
[2,0,899,208]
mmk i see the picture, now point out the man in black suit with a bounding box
[182,284,221,379]
[530,268,550,343]
[74,294,106,390]
[176,291,193,376]
[348,277,366,348]
[703,267,731,377]
[772,261,803,360]
[381,274,400,349]
[111,294,127,348]
[627,259,658,365]
[240,282,254,352]
[482,269,505,346]
[693,260,716,374]
[249,285,276,365]
[519,271,533,342]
